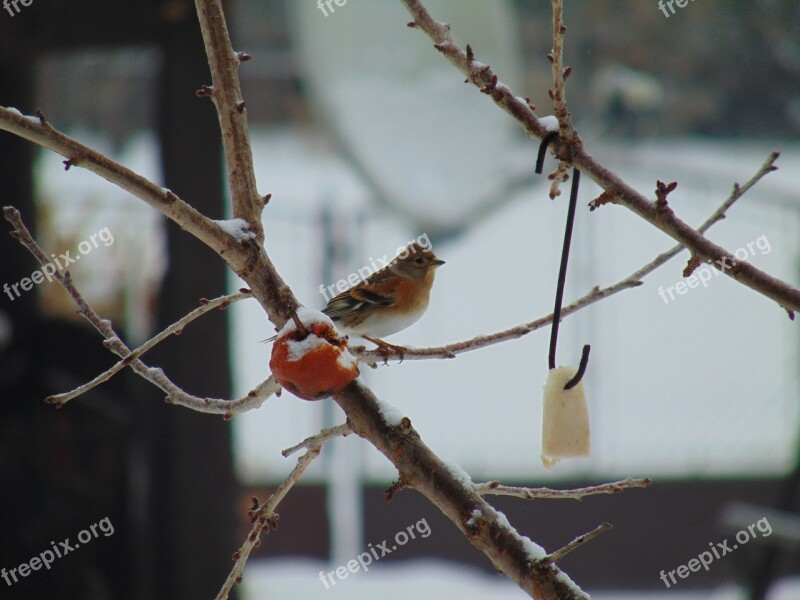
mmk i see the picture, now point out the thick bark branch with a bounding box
[400,0,800,313]
[0,107,234,259]
[0,107,298,324]
[194,0,263,229]
[335,382,588,599]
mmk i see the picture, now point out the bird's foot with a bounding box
[364,336,407,364]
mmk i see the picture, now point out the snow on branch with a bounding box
[337,383,590,599]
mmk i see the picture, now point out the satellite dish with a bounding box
[291,0,526,232]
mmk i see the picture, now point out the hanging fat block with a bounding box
[540,366,590,470]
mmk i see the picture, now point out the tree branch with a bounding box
[335,383,589,599]
[281,423,352,457]
[194,0,264,230]
[4,207,278,415]
[0,107,238,263]
[352,150,783,363]
[400,0,800,313]
[0,3,663,597]
[544,522,612,565]
[475,477,652,501]
[544,0,579,199]
[46,290,253,406]
[216,444,324,600]
[0,105,297,326]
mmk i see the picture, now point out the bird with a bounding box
[323,241,445,357]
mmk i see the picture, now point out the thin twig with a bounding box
[400,0,800,313]
[352,151,783,363]
[47,291,252,405]
[281,423,352,457]
[475,477,652,500]
[216,446,324,600]
[4,207,278,415]
[695,151,780,233]
[544,522,612,565]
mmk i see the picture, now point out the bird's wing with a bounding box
[323,269,398,319]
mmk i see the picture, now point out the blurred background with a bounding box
[1,1,799,599]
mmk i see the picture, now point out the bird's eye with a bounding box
[414,257,425,265]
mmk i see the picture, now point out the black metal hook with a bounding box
[546,167,591,390]
[535,130,559,175]
[564,344,591,390]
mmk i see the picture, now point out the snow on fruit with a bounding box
[269,308,359,401]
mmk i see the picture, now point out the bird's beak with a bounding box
[432,258,445,267]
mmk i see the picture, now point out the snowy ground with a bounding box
[242,558,800,600]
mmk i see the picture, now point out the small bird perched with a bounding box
[323,242,445,356]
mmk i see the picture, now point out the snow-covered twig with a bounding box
[216,445,324,600]
[190,2,299,328]
[401,0,800,314]
[281,423,352,457]
[352,150,784,363]
[475,477,652,500]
